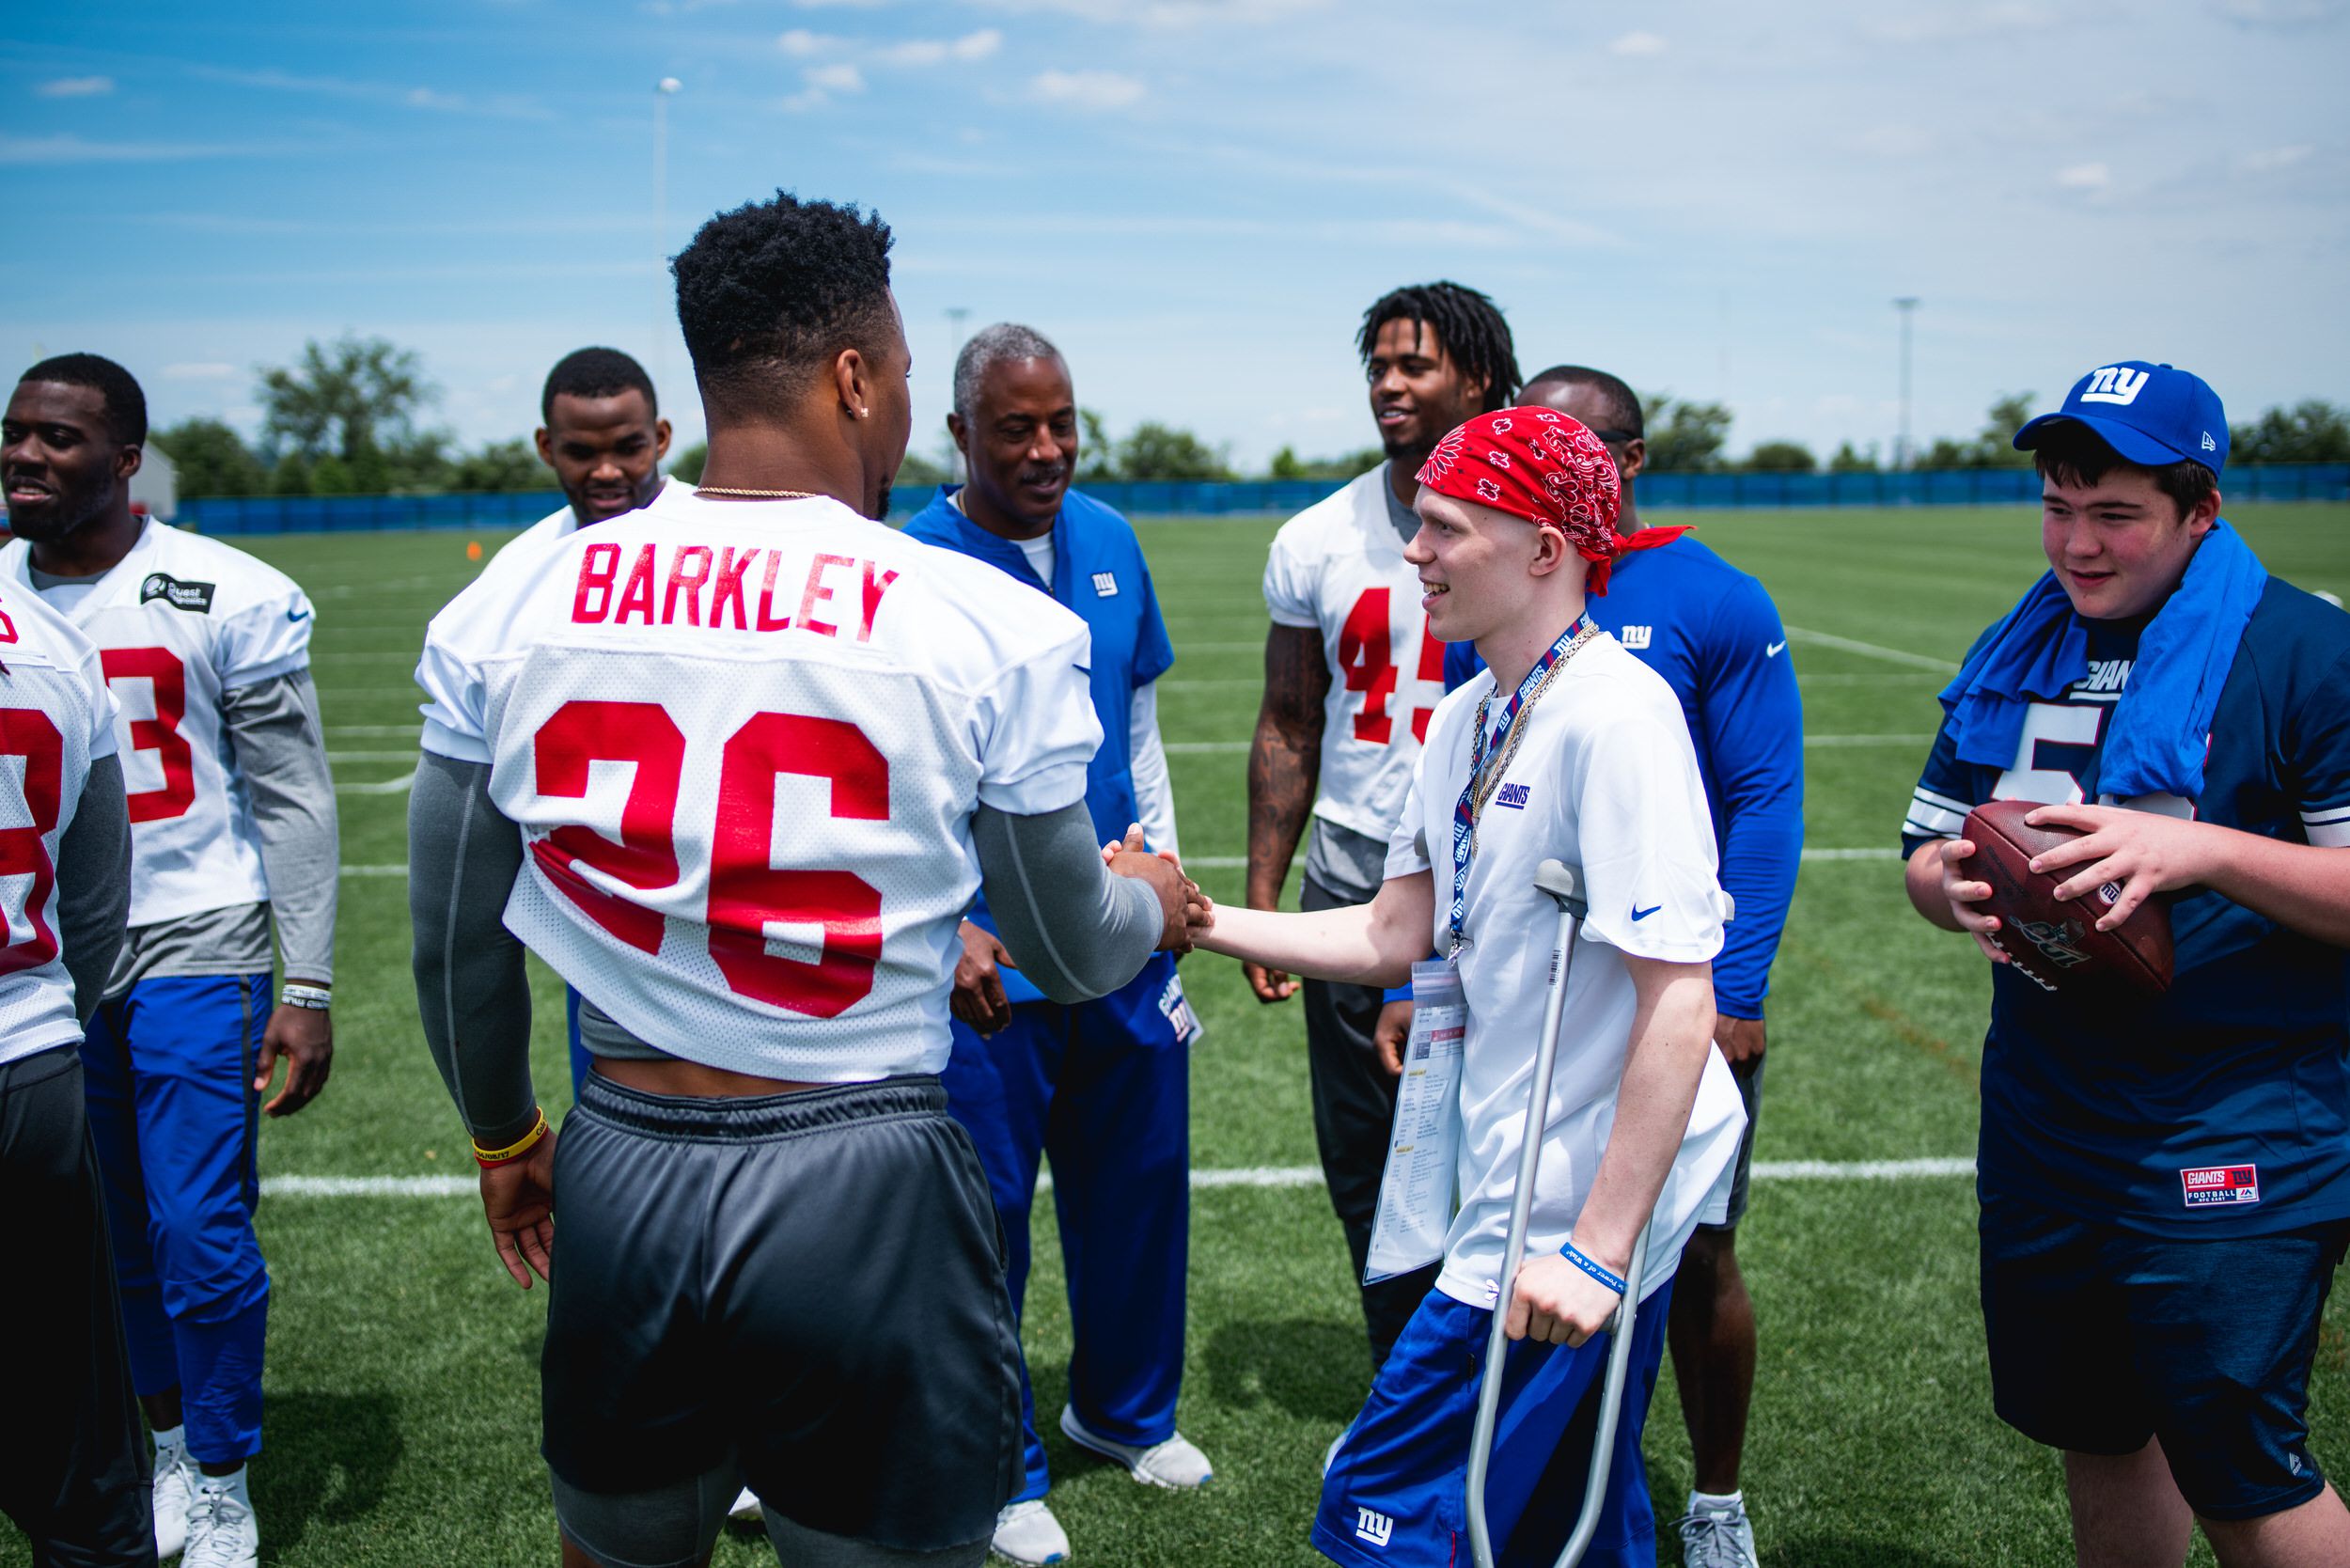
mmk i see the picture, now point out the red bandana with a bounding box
[1414,407,1687,595]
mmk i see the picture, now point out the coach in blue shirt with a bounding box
[1904,363,2350,1564]
[904,324,1210,1568]
[1430,366,1804,1563]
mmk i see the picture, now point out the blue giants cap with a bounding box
[2013,361,2228,477]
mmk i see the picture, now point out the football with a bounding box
[1959,799,2174,995]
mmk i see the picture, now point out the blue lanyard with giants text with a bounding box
[1446,615,1594,957]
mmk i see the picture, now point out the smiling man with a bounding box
[1904,363,2350,1568]
[4,353,340,1568]
[1249,281,1520,1369]
[902,322,1201,1567]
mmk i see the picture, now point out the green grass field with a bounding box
[8,503,2347,1567]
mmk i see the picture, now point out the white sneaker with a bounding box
[1058,1406,1214,1489]
[181,1475,259,1568]
[152,1435,196,1559]
[1674,1497,1758,1568]
[990,1498,1070,1565]
[728,1484,763,1523]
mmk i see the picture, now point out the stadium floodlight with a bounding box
[1894,297,1920,471]
[653,79,684,392]
[947,307,971,478]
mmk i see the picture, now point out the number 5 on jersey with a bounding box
[530,699,886,1019]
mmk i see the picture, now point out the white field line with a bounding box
[340,864,409,877]
[1806,734,1935,748]
[261,1156,1973,1200]
[1780,626,1960,675]
[327,751,422,763]
[1167,741,1250,754]
[327,725,423,739]
[1159,678,1270,691]
[336,771,415,796]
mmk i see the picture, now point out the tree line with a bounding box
[155,337,2350,501]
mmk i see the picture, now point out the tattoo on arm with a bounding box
[1247,624,1331,911]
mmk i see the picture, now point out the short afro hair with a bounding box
[952,322,1064,424]
[671,191,896,410]
[19,353,147,447]
[1523,365,1643,441]
[1356,282,1520,414]
[541,347,656,424]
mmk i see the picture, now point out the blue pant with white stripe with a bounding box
[940,952,1192,1501]
[81,975,273,1466]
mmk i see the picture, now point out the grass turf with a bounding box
[8,502,2347,1566]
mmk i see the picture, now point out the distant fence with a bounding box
[171,463,2350,535]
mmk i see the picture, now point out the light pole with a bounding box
[1893,295,1919,471]
[945,306,970,479]
[653,77,682,394]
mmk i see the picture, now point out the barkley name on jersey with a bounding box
[415,485,1104,1083]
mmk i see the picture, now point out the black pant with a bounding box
[1301,875,1440,1370]
[0,1046,155,1568]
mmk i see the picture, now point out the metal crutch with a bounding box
[1466,858,1653,1568]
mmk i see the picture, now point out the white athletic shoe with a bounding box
[1058,1406,1214,1489]
[1674,1497,1759,1568]
[181,1476,259,1568]
[990,1498,1070,1565]
[728,1485,763,1523]
[151,1435,196,1559]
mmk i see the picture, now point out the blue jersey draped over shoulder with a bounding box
[1441,537,1806,1018]
[904,485,1175,1007]
[1903,580,2350,1237]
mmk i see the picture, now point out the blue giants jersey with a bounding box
[1902,580,2350,1237]
[1441,537,1805,1019]
[904,486,1176,1007]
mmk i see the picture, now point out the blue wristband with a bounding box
[1559,1239,1627,1298]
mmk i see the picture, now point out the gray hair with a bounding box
[952,322,1064,423]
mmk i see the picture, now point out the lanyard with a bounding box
[1446,616,1595,956]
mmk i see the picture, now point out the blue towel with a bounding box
[1938,521,2267,803]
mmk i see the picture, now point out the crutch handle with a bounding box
[1533,858,1588,919]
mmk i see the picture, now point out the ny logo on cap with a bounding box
[2080,366,2151,406]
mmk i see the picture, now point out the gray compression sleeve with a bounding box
[407,750,539,1148]
[222,670,339,984]
[974,800,1165,1004]
[55,754,131,1024]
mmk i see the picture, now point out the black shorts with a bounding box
[1694,1051,1763,1234]
[542,1072,1022,1553]
[1979,1188,2350,1521]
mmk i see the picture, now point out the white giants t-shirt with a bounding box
[1386,631,1747,1309]
[1,523,316,927]
[1262,467,1449,843]
[415,486,1102,1083]
[0,581,121,1062]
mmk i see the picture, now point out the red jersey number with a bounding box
[0,709,64,975]
[528,700,890,1018]
[100,647,197,823]
[1338,588,1440,746]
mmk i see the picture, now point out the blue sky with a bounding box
[5,0,2345,471]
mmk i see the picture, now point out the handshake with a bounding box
[950,824,1216,1037]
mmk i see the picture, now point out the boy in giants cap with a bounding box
[1903,362,2350,1565]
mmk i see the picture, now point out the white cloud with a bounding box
[805,62,868,92]
[877,27,1003,63]
[1027,68,1146,110]
[163,362,237,380]
[1609,31,1667,55]
[37,76,116,98]
[777,28,836,55]
[0,134,258,165]
[2055,161,2111,190]
[2240,143,2315,172]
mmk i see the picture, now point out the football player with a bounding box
[408,191,1198,1568]
[905,323,1205,1566]
[1426,365,1804,1566]
[1247,281,1520,1368]
[1904,363,2350,1566]
[4,353,339,1568]
[0,578,140,1565]
[1183,408,1745,1568]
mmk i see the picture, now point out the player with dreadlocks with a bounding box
[1246,281,1521,1369]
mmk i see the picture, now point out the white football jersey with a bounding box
[0,580,122,1064]
[1385,634,1747,1309]
[415,486,1102,1083]
[1262,466,1449,842]
[1,524,315,928]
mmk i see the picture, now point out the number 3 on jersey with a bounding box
[100,647,197,823]
[529,699,886,1018]
[1338,587,1444,745]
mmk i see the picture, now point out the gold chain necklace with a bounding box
[696,486,820,500]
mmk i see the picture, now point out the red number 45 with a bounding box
[1338,588,1445,745]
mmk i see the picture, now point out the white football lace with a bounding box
[1673,1510,1757,1568]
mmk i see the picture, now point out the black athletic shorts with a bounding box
[541,1071,1023,1554]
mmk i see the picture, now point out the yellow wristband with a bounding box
[472,1108,549,1168]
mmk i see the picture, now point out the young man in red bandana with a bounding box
[1183,410,1746,1567]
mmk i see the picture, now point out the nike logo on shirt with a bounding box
[1631,903,1661,922]
[1766,640,1786,657]
[287,607,312,622]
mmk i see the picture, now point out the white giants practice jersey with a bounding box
[0,581,120,1063]
[1386,634,1747,1309]
[1,524,316,928]
[1262,467,1449,842]
[415,486,1102,1083]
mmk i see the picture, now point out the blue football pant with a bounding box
[81,974,272,1466]
[941,984,1190,1502]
